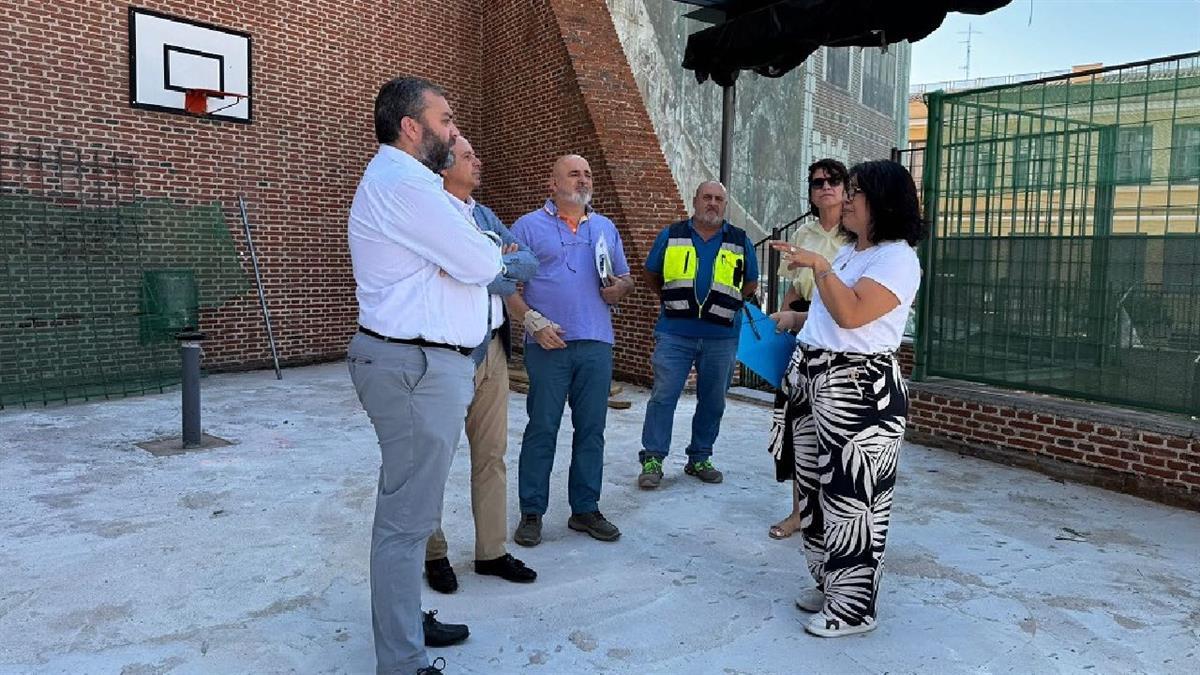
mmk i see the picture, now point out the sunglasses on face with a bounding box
[808,176,843,190]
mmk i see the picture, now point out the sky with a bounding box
[910,0,1200,86]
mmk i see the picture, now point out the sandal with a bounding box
[768,515,801,540]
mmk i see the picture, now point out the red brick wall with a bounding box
[478,0,686,383]
[4,0,482,370]
[5,1,682,379]
[901,343,1199,508]
[897,341,915,379]
[898,342,1198,508]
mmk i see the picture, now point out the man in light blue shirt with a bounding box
[504,155,635,547]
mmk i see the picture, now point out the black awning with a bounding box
[679,0,1013,86]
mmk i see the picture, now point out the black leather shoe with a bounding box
[475,553,537,583]
[423,610,469,648]
[416,656,447,673]
[425,557,458,594]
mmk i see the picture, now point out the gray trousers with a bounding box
[347,333,474,674]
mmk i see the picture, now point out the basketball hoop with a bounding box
[184,88,247,116]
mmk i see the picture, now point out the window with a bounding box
[1012,135,1059,189]
[1114,127,1152,184]
[825,47,849,90]
[860,47,896,115]
[1170,124,1200,180]
[949,142,996,193]
[907,140,925,191]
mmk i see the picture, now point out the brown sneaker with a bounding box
[567,511,621,542]
[513,513,542,547]
[684,459,723,483]
[637,456,664,489]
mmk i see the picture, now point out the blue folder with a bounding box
[736,304,797,389]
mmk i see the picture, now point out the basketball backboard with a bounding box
[128,8,252,122]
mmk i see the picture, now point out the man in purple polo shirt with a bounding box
[505,154,635,546]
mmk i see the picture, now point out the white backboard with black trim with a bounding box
[128,7,252,122]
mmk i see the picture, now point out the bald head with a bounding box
[552,154,588,175]
[692,180,728,229]
[549,154,593,209]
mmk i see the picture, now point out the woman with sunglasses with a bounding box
[767,160,925,637]
[768,159,852,541]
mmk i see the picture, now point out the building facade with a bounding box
[608,0,912,241]
[1,0,912,405]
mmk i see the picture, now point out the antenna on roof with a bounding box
[959,23,981,80]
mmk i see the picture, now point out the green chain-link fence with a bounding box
[915,52,1200,415]
[0,140,248,409]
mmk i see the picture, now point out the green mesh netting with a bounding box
[916,53,1200,415]
[1,146,248,408]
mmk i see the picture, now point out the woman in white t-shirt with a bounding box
[766,160,925,638]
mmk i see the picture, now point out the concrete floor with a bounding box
[1,362,1198,674]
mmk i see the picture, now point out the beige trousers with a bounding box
[426,335,510,562]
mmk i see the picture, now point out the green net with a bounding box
[0,142,248,408]
[916,53,1200,415]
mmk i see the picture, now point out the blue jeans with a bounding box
[519,340,612,516]
[640,332,739,464]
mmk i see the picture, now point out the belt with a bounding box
[357,326,473,357]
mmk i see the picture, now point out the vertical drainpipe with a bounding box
[896,42,912,151]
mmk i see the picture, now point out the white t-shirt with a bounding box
[797,241,921,354]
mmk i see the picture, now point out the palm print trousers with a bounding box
[769,343,909,628]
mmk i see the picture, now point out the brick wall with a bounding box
[897,340,915,379]
[4,0,683,382]
[478,0,686,383]
[900,343,1200,509]
[809,49,905,165]
[5,0,487,371]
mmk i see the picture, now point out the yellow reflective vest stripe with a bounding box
[659,220,748,326]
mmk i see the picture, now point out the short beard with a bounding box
[416,123,453,173]
[560,188,592,207]
[694,211,723,228]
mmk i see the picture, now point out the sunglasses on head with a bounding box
[808,176,843,189]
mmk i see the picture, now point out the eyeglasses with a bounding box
[845,182,862,200]
[808,176,843,190]
[556,220,593,274]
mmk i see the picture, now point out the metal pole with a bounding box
[177,330,206,448]
[719,83,736,187]
[913,91,944,382]
[763,213,806,313]
[238,195,282,379]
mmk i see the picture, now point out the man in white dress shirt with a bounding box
[346,76,502,675]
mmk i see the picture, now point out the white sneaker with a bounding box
[794,588,824,613]
[804,612,877,638]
